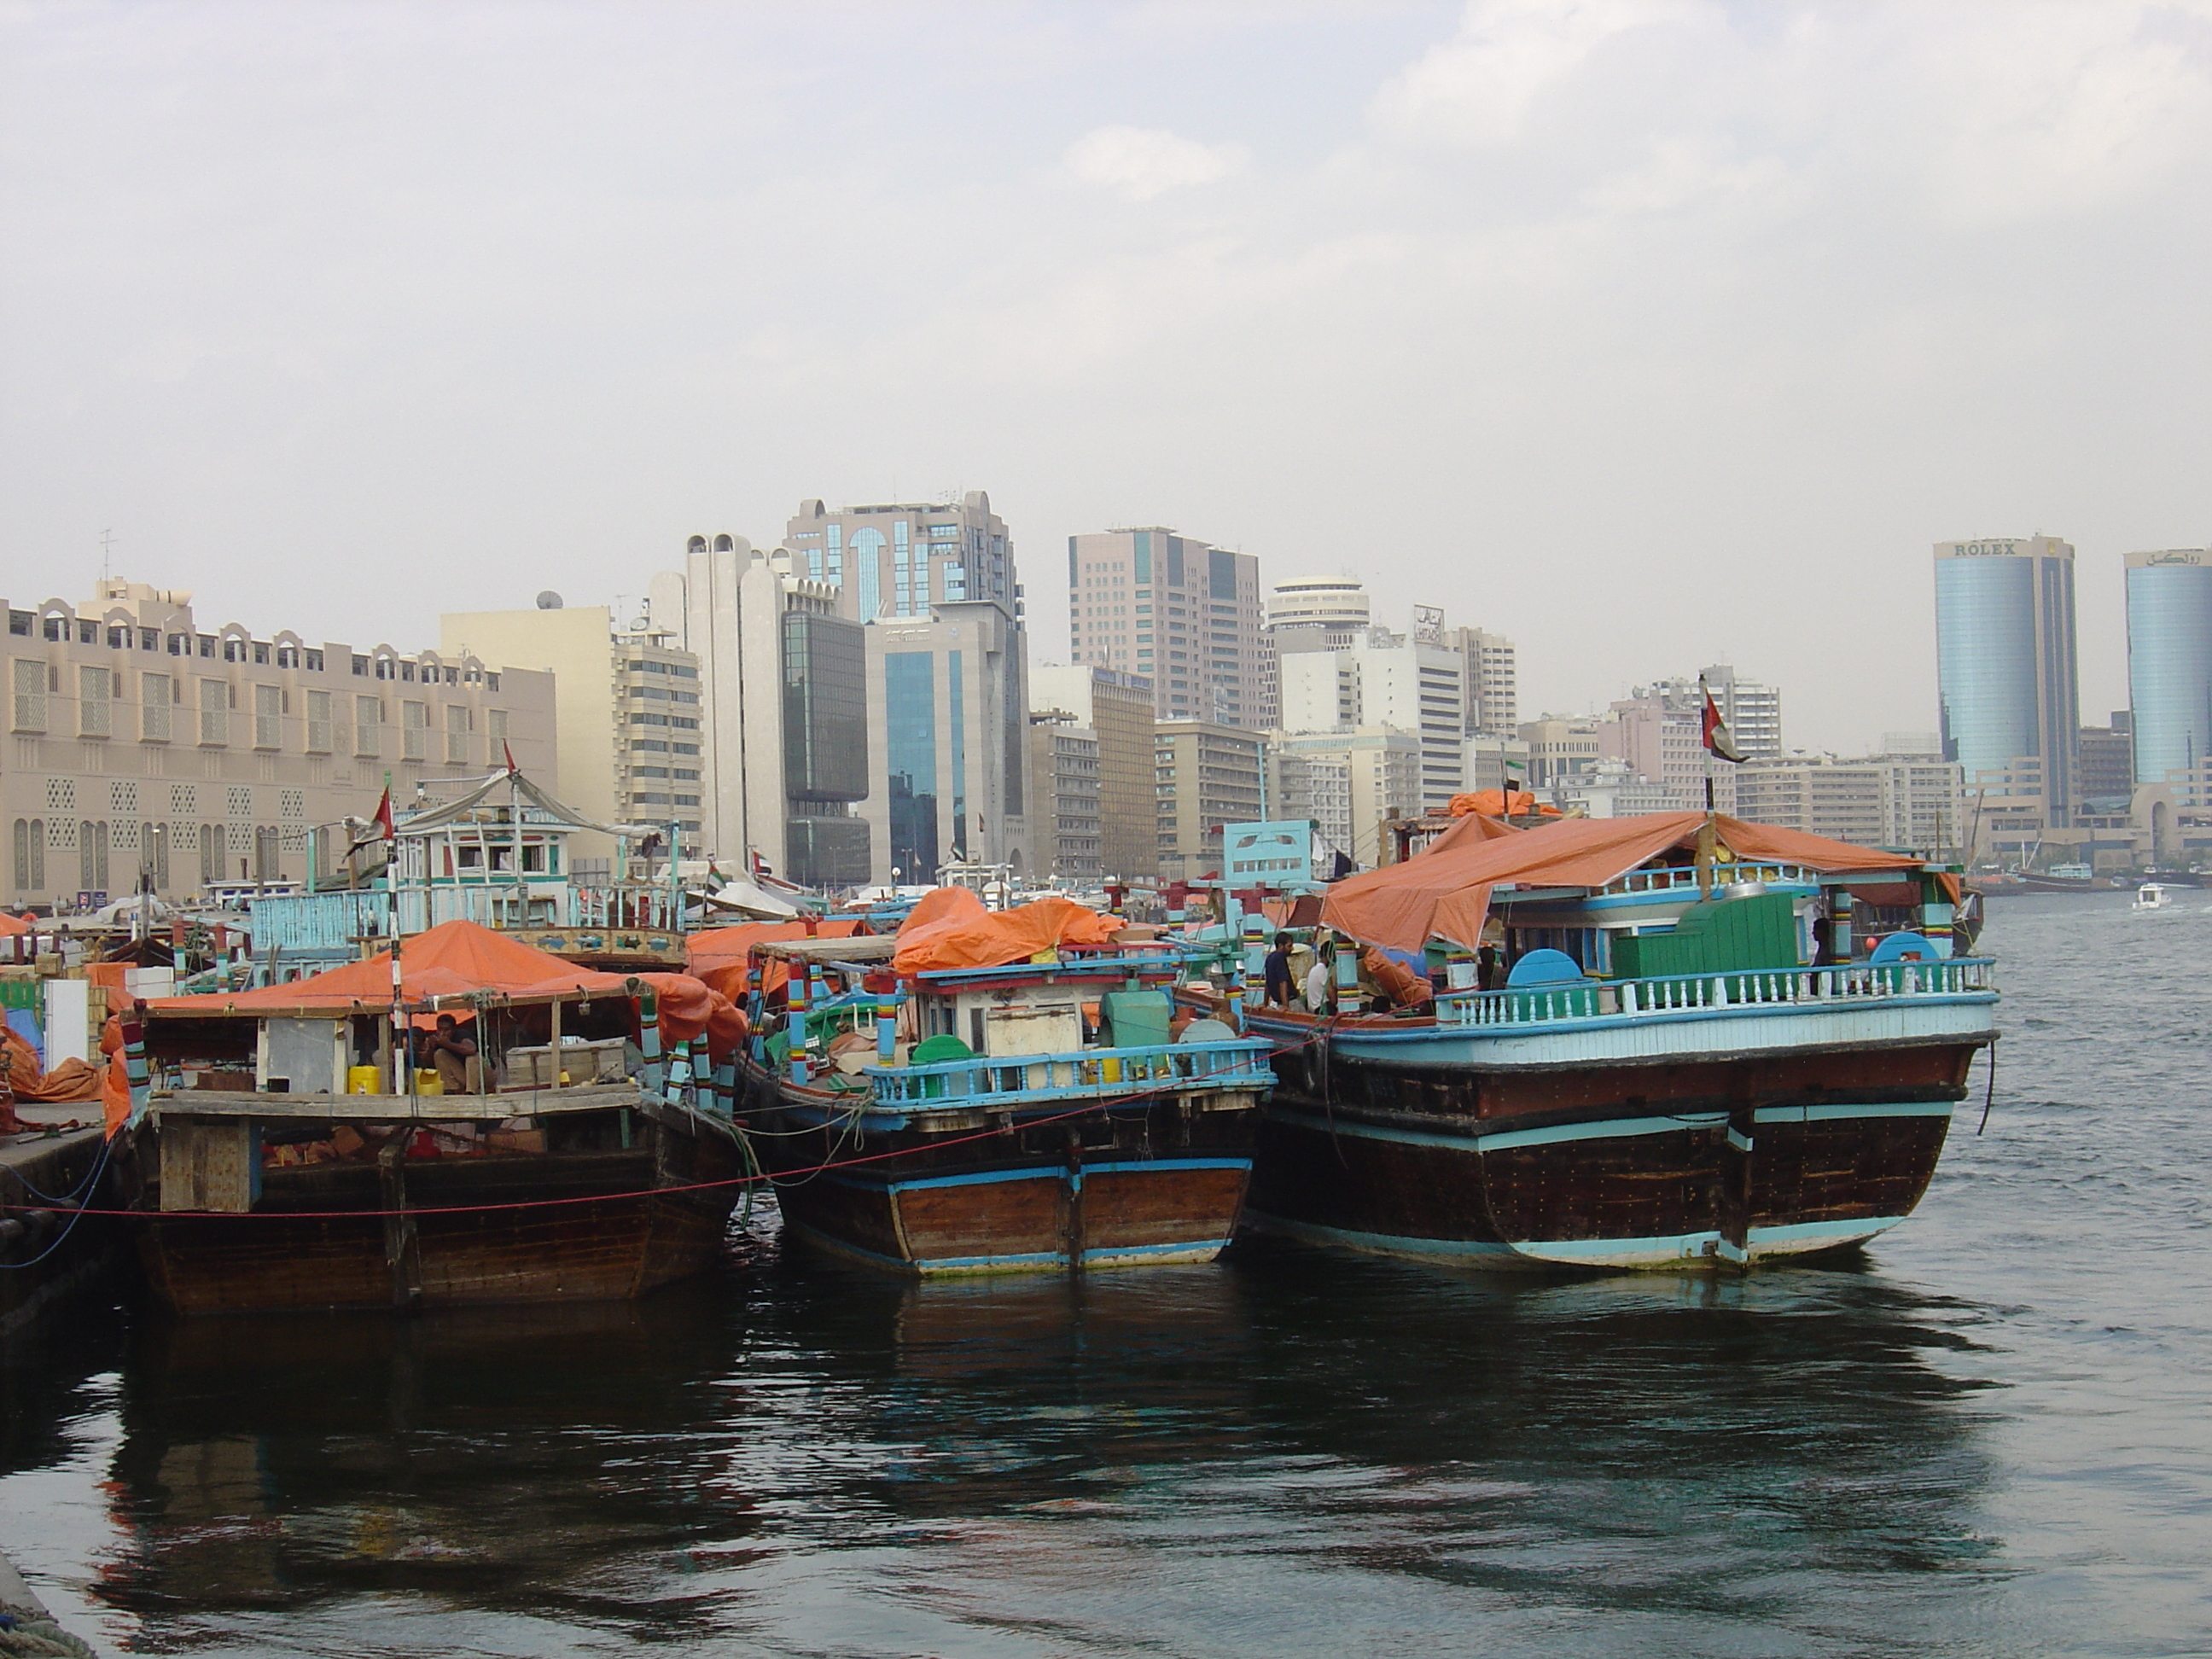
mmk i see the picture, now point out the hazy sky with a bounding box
[4,0,2208,751]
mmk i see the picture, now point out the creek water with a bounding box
[2,893,2207,1657]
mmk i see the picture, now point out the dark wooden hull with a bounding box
[132,1114,750,1314]
[740,1060,1257,1276]
[1245,1011,1990,1271]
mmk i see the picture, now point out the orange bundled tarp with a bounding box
[3,1026,102,1105]
[1447,789,1559,818]
[0,912,34,937]
[1321,812,1924,955]
[686,918,873,1002]
[891,888,1121,975]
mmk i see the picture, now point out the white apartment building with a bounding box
[1732,752,1966,854]
[1278,638,1466,812]
[1276,728,1423,869]
[9,581,556,911]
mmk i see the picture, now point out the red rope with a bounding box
[9,1032,1317,1222]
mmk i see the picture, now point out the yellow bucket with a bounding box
[346,1065,381,1095]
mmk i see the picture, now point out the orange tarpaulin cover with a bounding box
[1321,812,1923,954]
[147,919,600,1016]
[0,912,34,937]
[892,888,1121,975]
[1447,789,1557,818]
[3,1026,102,1106]
[686,919,872,1001]
[514,969,750,1061]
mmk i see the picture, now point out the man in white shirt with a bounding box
[1304,946,1333,1015]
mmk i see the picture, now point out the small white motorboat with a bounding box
[2133,882,2172,911]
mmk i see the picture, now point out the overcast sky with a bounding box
[4,0,2208,750]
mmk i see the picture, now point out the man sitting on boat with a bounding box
[424,1014,482,1094]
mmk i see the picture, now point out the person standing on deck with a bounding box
[1304,941,1333,1015]
[425,1014,481,1093]
[1264,931,1297,1008]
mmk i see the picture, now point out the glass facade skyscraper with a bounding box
[1933,535,2079,827]
[2127,550,2212,785]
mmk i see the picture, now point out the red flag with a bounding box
[372,786,396,841]
[503,741,519,774]
[1700,678,1747,764]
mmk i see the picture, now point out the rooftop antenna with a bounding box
[100,527,115,585]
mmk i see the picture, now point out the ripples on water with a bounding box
[3,894,2208,1657]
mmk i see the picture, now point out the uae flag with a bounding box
[371,785,397,840]
[1700,678,1747,764]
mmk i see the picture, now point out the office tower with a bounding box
[1028,662,1157,882]
[645,538,869,887]
[1517,715,1604,789]
[783,494,1033,885]
[1154,721,1265,882]
[2,579,556,911]
[442,597,705,870]
[1695,664,1781,759]
[1933,534,2080,827]
[1068,528,1267,728]
[2126,550,2212,786]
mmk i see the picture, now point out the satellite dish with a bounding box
[535,591,563,610]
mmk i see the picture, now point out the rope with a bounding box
[0,1134,114,1272]
[5,1013,1320,1227]
[0,1604,100,1659]
[1976,1040,1998,1136]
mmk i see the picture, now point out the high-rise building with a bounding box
[2126,550,2212,787]
[1068,529,1267,728]
[1452,626,1520,737]
[1027,663,1156,882]
[782,495,1033,885]
[1266,578,1371,654]
[785,493,1017,623]
[1934,534,2080,827]
[1154,720,1264,882]
[645,538,869,888]
[4,580,556,911]
[442,598,708,871]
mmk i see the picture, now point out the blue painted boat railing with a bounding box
[1435,958,1998,1028]
[864,1038,1274,1109]
[1590,861,1820,898]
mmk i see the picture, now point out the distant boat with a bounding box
[2133,882,2174,911]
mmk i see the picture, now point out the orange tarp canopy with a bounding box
[686,918,873,1001]
[892,888,1121,975]
[146,919,599,1016]
[1320,812,1923,954]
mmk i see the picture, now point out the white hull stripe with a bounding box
[1246,1211,1906,1267]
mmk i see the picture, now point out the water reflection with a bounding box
[51,1224,2011,1656]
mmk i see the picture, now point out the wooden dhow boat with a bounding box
[1242,812,1999,1271]
[736,898,1273,1277]
[103,920,754,1313]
